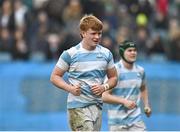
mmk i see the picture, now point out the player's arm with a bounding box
[102,89,136,109]
[50,66,80,96]
[105,67,118,90]
[91,67,117,96]
[140,84,151,117]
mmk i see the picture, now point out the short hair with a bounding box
[79,14,103,32]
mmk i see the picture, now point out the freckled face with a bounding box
[81,28,102,49]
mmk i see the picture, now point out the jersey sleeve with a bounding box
[56,50,71,71]
[141,69,146,86]
[107,51,115,69]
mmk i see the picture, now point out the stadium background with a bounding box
[0,0,180,131]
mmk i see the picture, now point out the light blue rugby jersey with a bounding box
[56,42,115,109]
[107,60,146,127]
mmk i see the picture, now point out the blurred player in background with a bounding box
[50,14,117,131]
[102,40,151,131]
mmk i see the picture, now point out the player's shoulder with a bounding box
[114,62,120,67]
[114,61,122,72]
[135,63,145,72]
[97,44,111,53]
[65,43,81,55]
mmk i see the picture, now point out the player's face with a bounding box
[124,47,137,63]
[82,28,102,49]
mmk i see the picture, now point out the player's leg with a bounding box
[68,105,102,131]
[129,121,146,131]
[92,105,102,131]
[109,125,129,131]
[68,107,93,131]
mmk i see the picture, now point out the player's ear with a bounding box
[80,31,85,38]
[80,33,83,38]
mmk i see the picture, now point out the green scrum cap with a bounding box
[119,40,137,63]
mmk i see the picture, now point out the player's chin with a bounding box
[92,42,99,47]
[130,57,136,62]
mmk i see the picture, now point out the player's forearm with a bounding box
[102,92,125,105]
[50,75,72,93]
[141,88,150,107]
[106,76,118,90]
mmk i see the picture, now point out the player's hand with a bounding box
[123,99,136,109]
[144,106,151,117]
[70,84,81,96]
[91,84,105,96]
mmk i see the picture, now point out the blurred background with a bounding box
[0,0,180,131]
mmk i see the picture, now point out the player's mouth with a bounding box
[130,57,136,61]
[93,39,99,44]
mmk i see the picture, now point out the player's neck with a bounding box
[122,60,133,70]
[81,41,96,51]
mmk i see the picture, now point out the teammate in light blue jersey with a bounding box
[50,14,117,131]
[102,40,151,131]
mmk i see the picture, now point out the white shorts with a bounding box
[109,121,146,131]
[68,105,102,131]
